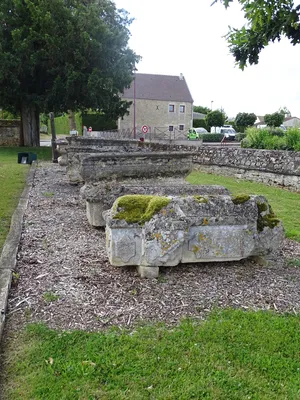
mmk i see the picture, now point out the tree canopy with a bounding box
[193,105,211,115]
[264,112,285,127]
[214,0,300,69]
[235,112,256,131]
[205,110,226,129]
[0,0,139,145]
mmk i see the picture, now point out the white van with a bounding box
[211,126,236,140]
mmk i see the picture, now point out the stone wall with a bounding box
[0,120,20,146]
[192,147,300,191]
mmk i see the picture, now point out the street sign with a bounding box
[141,125,149,134]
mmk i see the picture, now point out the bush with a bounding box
[82,113,117,131]
[285,128,300,151]
[47,113,82,135]
[243,127,300,151]
[236,133,247,142]
[200,133,224,142]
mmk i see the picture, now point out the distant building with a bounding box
[118,73,193,133]
[255,115,300,128]
[283,116,300,128]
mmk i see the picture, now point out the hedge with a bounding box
[47,113,82,135]
[200,133,224,142]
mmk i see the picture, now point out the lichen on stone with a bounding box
[231,194,251,205]
[113,194,171,224]
[193,195,208,204]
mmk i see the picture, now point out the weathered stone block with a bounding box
[81,152,194,183]
[105,194,284,277]
[83,179,230,227]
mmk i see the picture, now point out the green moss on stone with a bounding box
[232,194,251,205]
[113,195,170,224]
[257,203,280,232]
[257,202,268,213]
[193,195,208,204]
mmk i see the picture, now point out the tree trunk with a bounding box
[68,110,76,131]
[21,103,40,147]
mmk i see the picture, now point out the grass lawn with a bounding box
[2,309,300,400]
[0,147,51,252]
[187,171,300,242]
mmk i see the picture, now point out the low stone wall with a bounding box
[0,120,20,146]
[193,147,300,191]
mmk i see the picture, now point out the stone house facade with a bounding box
[118,73,193,134]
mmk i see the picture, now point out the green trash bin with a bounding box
[17,152,37,165]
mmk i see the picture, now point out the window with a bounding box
[179,124,184,131]
[179,105,185,113]
[169,125,174,132]
[169,104,175,112]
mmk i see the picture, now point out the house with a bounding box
[255,115,300,129]
[283,116,300,128]
[118,73,193,133]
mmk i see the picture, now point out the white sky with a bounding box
[114,0,300,119]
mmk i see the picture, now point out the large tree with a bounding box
[214,0,300,69]
[0,0,138,146]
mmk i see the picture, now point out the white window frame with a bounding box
[179,104,186,113]
[169,104,175,113]
[169,125,174,132]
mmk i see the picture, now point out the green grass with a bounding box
[2,309,300,399]
[0,147,51,252]
[187,171,300,242]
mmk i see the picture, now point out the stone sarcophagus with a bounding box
[105,194,284,278]
[82,180,230,227]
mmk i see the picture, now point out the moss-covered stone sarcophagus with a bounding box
[104,194,284,278]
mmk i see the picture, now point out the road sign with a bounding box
[141,125,149,134]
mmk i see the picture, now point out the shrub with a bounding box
[285,128,300,151]
[243,127,300,151]
[236,133,247,142]
[47,113,82,135]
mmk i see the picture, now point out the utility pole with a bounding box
[133,72,136,139]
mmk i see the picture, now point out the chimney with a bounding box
[179,73,184,80]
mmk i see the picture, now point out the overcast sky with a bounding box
[114,0,300,119]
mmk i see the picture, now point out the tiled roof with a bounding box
[122,73,193,103]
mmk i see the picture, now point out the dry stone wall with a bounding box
[0,120,20,146]
[192,147,300,191]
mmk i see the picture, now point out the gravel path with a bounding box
[4,162,300,332]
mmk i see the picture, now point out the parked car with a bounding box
[211,126,236,140]
[194,127,208,134]
[187,127,207,140]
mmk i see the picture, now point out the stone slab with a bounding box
[83,180,230,227]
